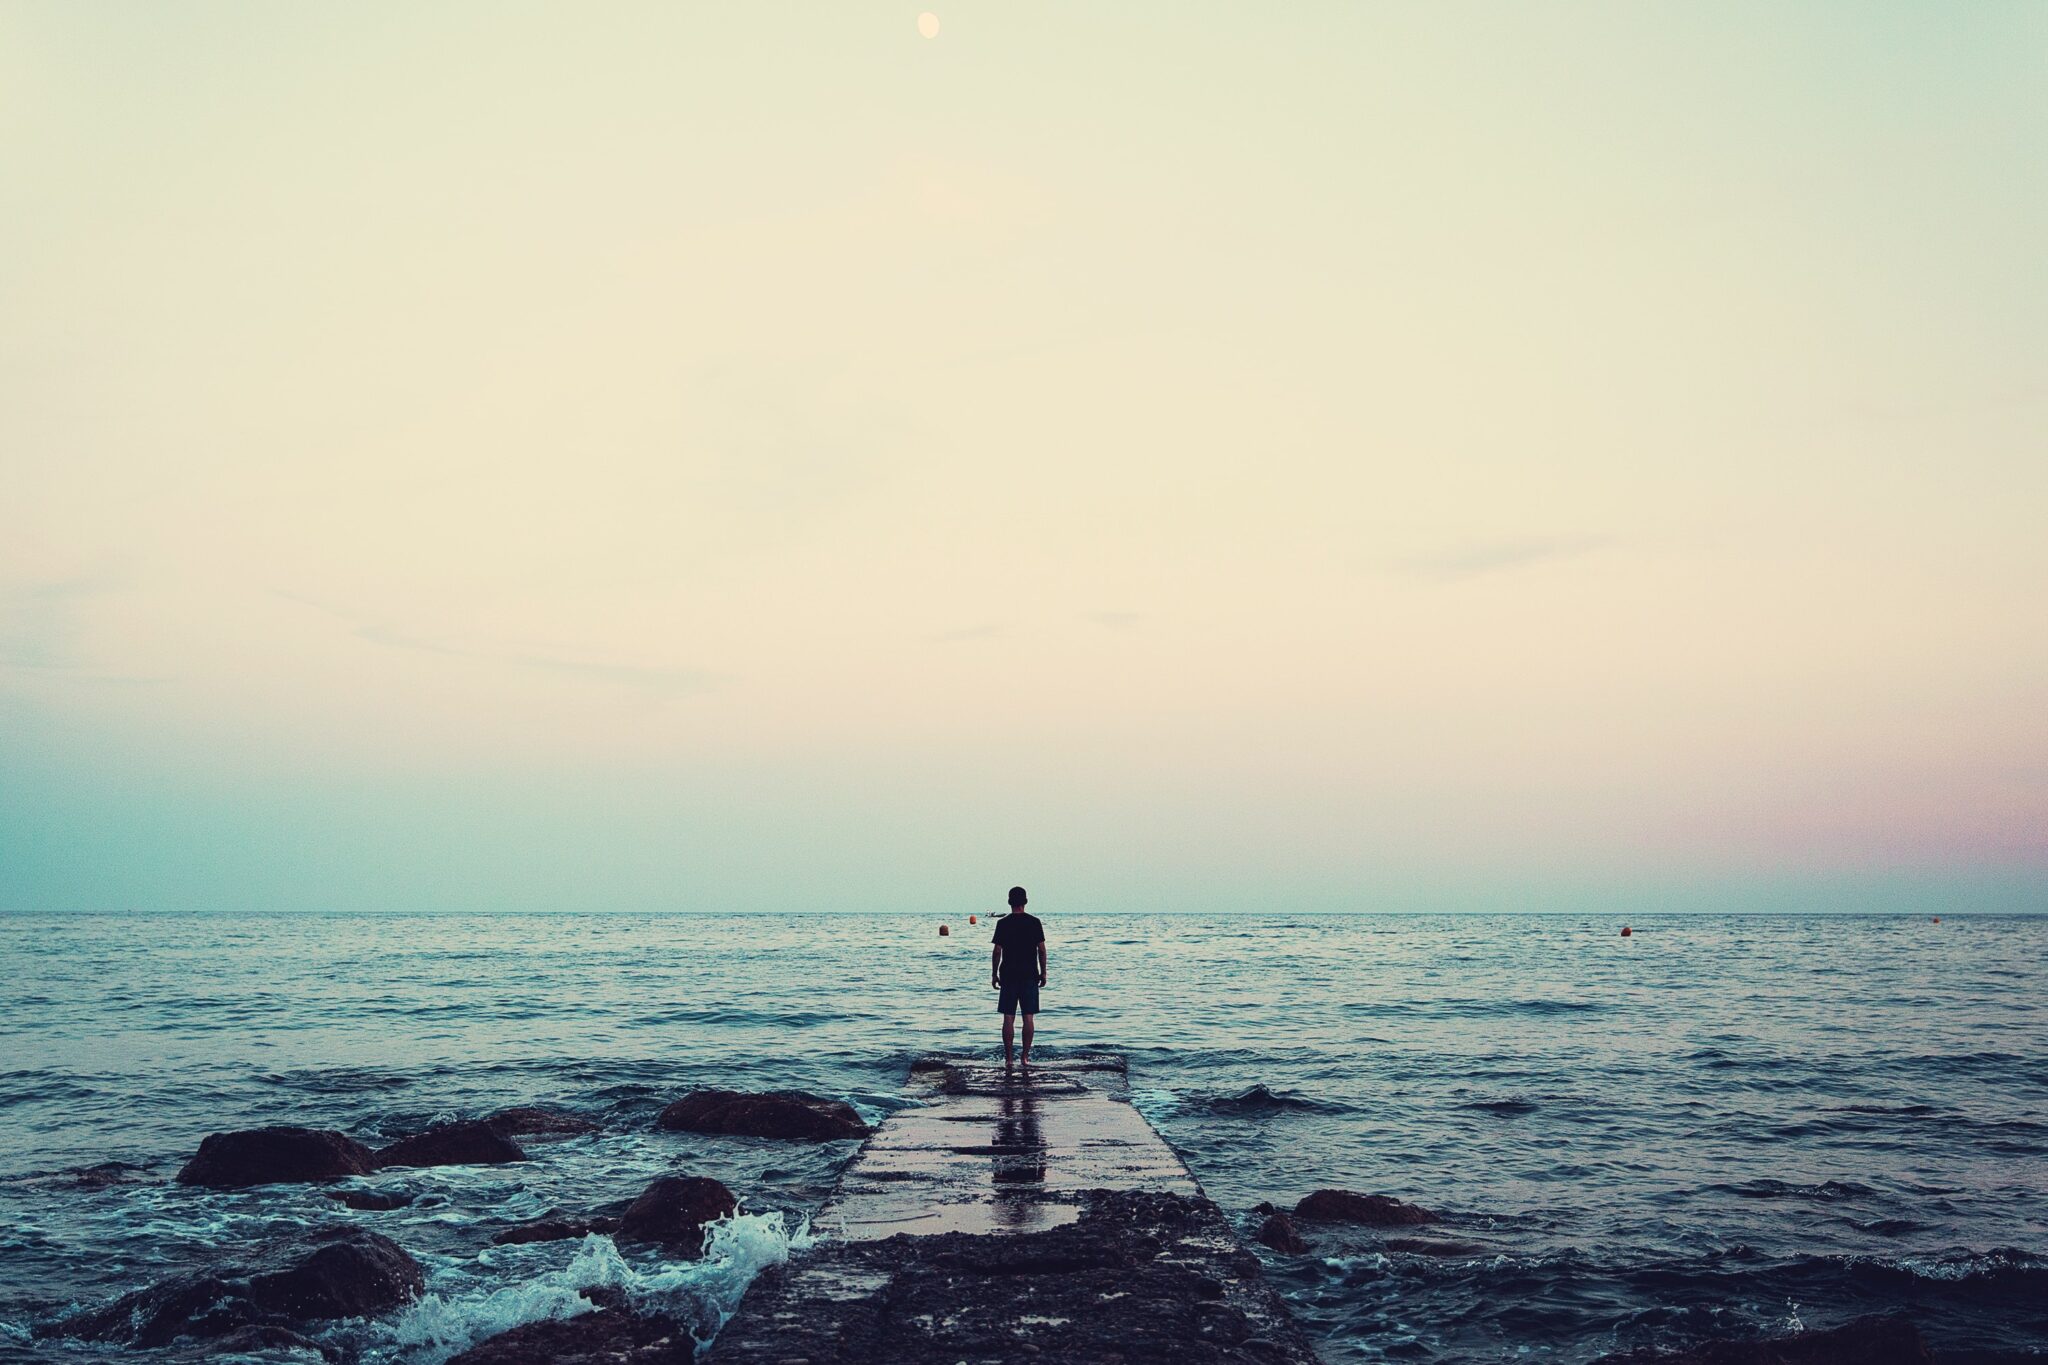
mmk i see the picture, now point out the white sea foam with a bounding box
[373,1211,812,1364]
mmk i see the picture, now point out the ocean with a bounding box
[2,911,2043,1363]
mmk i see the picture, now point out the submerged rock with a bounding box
[60,1160,155,1191]
[1590,1312,1932,1364]
[167,1323,333,1359]
[1255,1211,1310,1255]
[491,1215,621,1246]
[485,1106,600,1138]
[375,1120,526,1170]
[1383,1236,1485,1257]
[656,1088,869,1141]
[618,1175,738,1253]
[1292,1189,1437,1226]
[176,1128,377,1189]
[52,1226,423,1347]
[448,1305,696,1364]
[323,1188,413,1211]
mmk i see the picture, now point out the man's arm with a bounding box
[1036,940,1048,987]
[991,943,1002,989]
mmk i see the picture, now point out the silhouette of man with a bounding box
[990,886,1047,1070]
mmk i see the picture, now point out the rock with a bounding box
[1254,1212,1309,1255]
[55,1227,423,1347]
[1383,1237,1484,1256]
[711,1188,1322,1365]
[485,1106,599,1138]
[1292,1189,1437,1226]
[169,1324,333,1359]
[617,1175,738,1253]
[323,1188,413,1211]
[1590,1312,1932,1364]
[176,1128,377,1189]
[447,1306,697,1364]
[64,1160,154,1190]
[375,1120,526,1170]
[491,1216,620,1246]
[655,1089,869,1142]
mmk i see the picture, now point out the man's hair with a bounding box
[1008,886,1028,908]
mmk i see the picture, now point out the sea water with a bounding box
[2,911,2043,1362]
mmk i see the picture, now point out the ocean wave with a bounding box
[376,1212,812,1364]
[1716,1179,1876,1202]
[256,1069,415,1094]
[1844,1246,2048,1285]
[1191,1085,1337,1115]
[1343,998,1608,1019]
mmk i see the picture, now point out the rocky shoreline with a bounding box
[31,1088,858,1361]
[24,1065,1951,1365]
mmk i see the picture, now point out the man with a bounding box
[990,885,1047,1070]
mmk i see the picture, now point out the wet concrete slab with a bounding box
[709,1053,1321,1365]
[820,1053,1198,1240]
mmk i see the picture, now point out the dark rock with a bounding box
[655,1089,869,1142]
[170,1324,333,1359]
[375,1120,526,1170]
[1590,1312,1932,1364]
[711,1188,1321,1364]
[485,1106,599,1138]
[64,1160,154,1190]
[447,1306,696,1364]
[324,1188,413,1211]
[618,1175,737,1253]
[1383,1237,1484,1256]
[491,1216,621,1246]
[1255,1212,1309,1255]
[55,1226,423,1347]
[176,1128,377,1189]
[1292,1189,1437,1226]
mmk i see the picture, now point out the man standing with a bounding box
[990,886,1047,1070]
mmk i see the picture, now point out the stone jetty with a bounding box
[709,1052,1319,1364]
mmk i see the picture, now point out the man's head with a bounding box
[1008,886,1028,910]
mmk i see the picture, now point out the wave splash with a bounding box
[375,1211,814,1364]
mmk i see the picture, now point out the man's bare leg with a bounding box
[1002,1011,1015,1069]
[1020,1013,1035,1068]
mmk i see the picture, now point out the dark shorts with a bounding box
[997,983,1040,1016]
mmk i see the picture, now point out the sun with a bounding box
[917,11,940,39]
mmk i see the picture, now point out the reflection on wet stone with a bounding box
[989,1086,1047,1215]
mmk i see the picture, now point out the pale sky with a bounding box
[3,3,2045,913]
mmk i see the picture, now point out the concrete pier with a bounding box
[709,1053,1320,1365]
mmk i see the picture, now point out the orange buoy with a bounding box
[1620,925,1632,937]
[969,915,977,924]
[1931,916,1941,924]
[938,924,950,937]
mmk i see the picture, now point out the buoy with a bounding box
[938,924,949,937]
[1620,926,1632,937]
[1931,916,1941,924]
[968,915,977,924]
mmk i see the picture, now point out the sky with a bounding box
[3,3,2045,914]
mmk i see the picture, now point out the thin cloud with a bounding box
[930,623,1006,644]
[282,593,721,696]
[1086,611,1143,630]
[0,572,158,681]
[1399,535,1616,583]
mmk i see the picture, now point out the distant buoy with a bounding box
[938,924,950,937]
[1931,916,1941,924]
[968,915,977,924]
[1620,926,1632,937]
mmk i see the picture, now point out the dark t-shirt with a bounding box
[991,912,1045,986]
